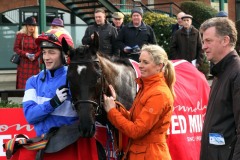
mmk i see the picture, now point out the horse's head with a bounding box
[63,32,102,137]
[63,32,137,138]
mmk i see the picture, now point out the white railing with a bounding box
[4,9,19,23]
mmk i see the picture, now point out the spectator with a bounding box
[216,10,228,17]
[171,12,185,35]
[170,14,203,67]
[13,16,40,89]
[104,44,176,160]
[50,18,74,64]
[199,17,240,160]
[112,12,124,32]
[116,7,157,62]
[82,8,118,56]
[50,17,72,38]
[15,29,99,159]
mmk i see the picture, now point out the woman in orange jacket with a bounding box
[104,44,176,160]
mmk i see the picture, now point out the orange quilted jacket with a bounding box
[108,73,174,160]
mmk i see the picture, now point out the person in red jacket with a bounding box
[13,16,41,89]
[104,44,176,160]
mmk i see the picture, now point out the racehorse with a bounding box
[64,32,137,139]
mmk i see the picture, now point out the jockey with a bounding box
[9,29,100,160]
[24,29,75,136]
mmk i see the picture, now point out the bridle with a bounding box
[67,48,126,157]
[67,59,106,116]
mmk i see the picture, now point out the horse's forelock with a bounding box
[75,45,88,58]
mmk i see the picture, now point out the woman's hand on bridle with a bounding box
[103,94,116,113]
[103,85,117,112]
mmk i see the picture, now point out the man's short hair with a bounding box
[95,8,106,14]
[200,17,237,47]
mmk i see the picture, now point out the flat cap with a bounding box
[181,14,193,19]
[112,12,124,19]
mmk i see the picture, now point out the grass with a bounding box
[0,100,22,108]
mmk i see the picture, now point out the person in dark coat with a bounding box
[171,12,185,35]
[82,8,118,56]
[13,16,41,89]
[116,7,157,62]
[170,14,203,66]
[199,17,240,160]
[112,12,124,32]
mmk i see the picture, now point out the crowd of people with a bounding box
[10,7,240,160]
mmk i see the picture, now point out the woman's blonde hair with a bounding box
[141,44,176,98]
[17,25,38,39]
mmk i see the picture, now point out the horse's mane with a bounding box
[97,52,133,67]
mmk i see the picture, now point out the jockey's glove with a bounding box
[50,85,68,108]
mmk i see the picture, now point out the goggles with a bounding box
[38,33,59,42]
[40,41,60,48]
[38,33,61,48]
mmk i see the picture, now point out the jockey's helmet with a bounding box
[35,29,74,48]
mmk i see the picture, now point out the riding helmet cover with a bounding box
[35,29,74,48]
[35,29,74,81]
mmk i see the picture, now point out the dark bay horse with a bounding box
[63,32,137,138]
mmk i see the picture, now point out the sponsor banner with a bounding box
[0,108,36,160]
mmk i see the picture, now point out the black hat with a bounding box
[181,14,193,20]
[131,7,143,17]
[23,17,37,26]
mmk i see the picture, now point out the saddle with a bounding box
[3,123,81,160]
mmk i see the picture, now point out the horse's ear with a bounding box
[92,31,99,51]
[62,37,70,55]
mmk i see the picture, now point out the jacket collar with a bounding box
[127,21,147,30]
[94,20,110,28]
[211,50,238,77]
[112,23,124,29]
[180,26,196,34]
[136,72,165,89]
[46,66,66,78]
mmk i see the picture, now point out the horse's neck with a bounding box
[99,57,136,110]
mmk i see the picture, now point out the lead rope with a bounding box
[105,100,125,160]
[115,101,129,160]
[106,124,117,160]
